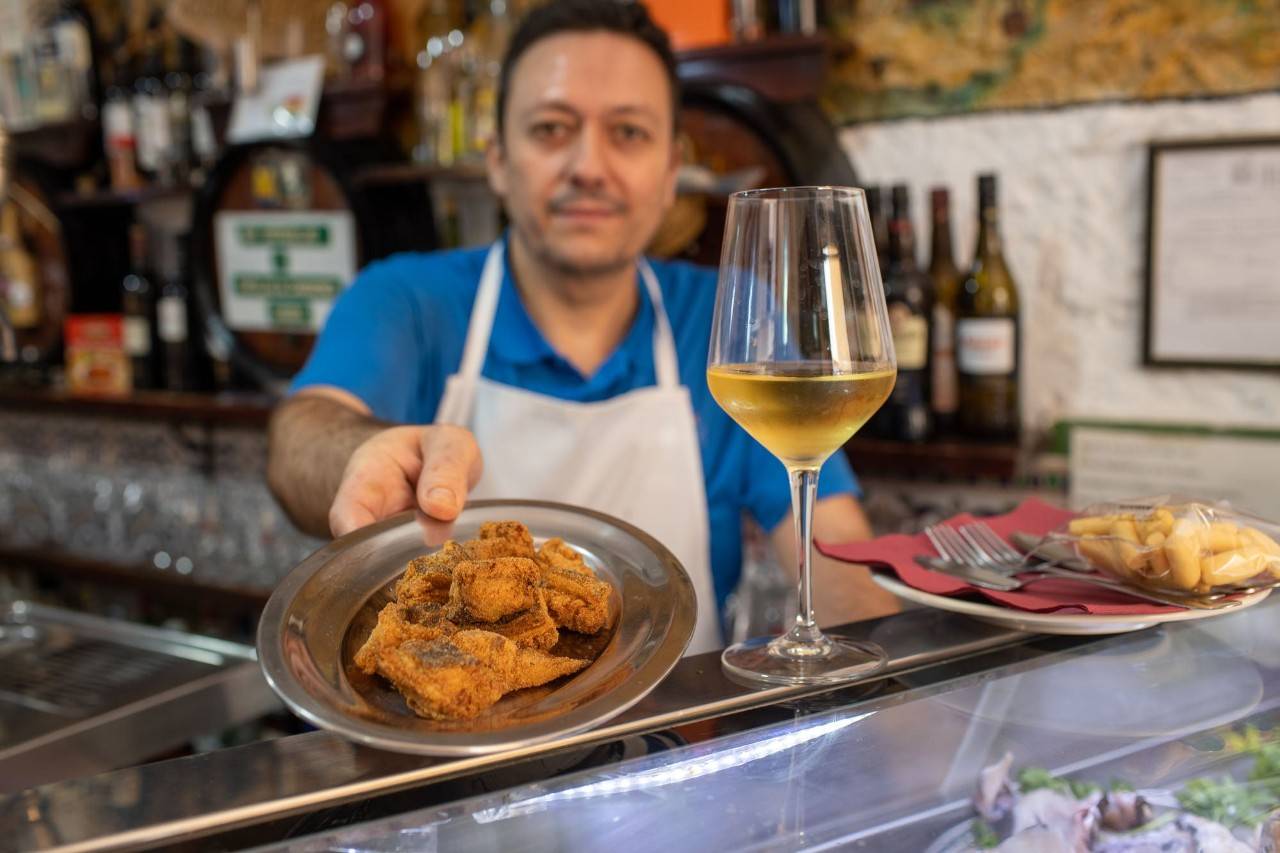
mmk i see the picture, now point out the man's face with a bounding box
[487,31,679,277]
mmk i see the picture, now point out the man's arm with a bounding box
[266,387,482,538]
[770,494,900,628]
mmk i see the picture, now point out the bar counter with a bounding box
[8,593,1279,851]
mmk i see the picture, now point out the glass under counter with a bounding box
[247,597,1280,852]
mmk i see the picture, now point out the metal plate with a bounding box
[257,500,696,756]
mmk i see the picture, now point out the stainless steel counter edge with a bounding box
[6,609,1035,852]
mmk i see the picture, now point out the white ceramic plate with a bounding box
[872,574,1271,636]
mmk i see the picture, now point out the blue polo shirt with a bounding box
[290,246,861,607]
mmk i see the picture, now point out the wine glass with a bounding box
[708,186,897,685]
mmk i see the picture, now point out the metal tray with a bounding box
[257,500,696,756]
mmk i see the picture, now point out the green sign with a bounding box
[233,274,343,299]
[269,299,313,328]
[237,224,331,246]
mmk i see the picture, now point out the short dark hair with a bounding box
[496,0,680,139]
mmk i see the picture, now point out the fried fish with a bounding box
[354,601,457,674]
[473,517,537,558]
[450,629,589,690]
[446,557,541,623]
[537,537,594,576]
[375,638,507,720]
[395,541,468,606]
[541,565,613,635]
[487,592,560,650]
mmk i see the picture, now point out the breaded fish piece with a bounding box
[462,537,537,561]
[537,538,594,576]
[395,541,467,606]
[446,557,541,623]
[377,639,507,720]
[542,566,613,635]
[354,601,457,674]
[450,629,589,690]
[479,521,535,552]
[464,592,559,650]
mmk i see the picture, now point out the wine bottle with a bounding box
[121,224,155,389]
[865,185,891,279]
[956,174,1020,440]
[156,232,190,392]
[876,185,933,442]
[928,187,961,434]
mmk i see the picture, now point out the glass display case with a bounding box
[7,597,1280,850]
[251,599,1280,852]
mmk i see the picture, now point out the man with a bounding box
[267,0,897,654]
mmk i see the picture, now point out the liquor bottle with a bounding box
[132,44,171,182]
[866,185,891,279]
[468,0,511,156]
[156,232,190,392]
[875,185,933,442]
[345,0,388,82]
[164,36,195,185]
[102,68,141,192]
[189,66,219,182]
[50,4,95,119]
[121,224,155,389]
[0,204,41,330]
[928,187,961,434]
[956,174,1020,440]
[30,26,73,123]
[413,0,461,165]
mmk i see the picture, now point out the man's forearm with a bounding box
[266,395,389,537]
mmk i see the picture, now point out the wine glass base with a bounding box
[721,633,888,687]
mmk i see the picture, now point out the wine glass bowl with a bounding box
[708,186,897,685]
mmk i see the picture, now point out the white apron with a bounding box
[434,243,723,655]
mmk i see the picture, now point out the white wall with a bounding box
[839,93,1280,434]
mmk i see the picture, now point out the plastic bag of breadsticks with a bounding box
[1046,495,1280,594]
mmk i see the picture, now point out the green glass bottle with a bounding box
[956,174,1019,440]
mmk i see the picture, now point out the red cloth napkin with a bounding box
[817,498,1182,615]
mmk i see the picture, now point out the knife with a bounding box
[1010,531,1092,572]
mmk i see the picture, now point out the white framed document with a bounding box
[1144,137,1280,370]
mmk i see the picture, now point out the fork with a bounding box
[926,523,1028,573]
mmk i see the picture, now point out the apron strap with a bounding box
[639,260,680,389]
[455,242,506,382]
[455,244,681,388]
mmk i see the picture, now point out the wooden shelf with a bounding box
[0,387,276,427]
[677,34,829,103]
[844,435,1023,481]
[352,161,490,188]
[55,183,195,210]
[0,545,271,614]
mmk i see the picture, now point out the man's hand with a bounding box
[266,391,485,540]
[329,425,484,537]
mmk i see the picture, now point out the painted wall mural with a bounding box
[825,0,1280,123]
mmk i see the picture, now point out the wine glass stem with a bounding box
[788,465,824,646]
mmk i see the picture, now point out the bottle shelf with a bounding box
[844,434,1023,481]
[0,386,276,426]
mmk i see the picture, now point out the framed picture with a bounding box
[1143,136,1280,370]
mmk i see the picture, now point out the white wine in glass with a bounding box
[708,186,897,685]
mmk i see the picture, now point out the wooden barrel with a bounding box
[188,140,370,391]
